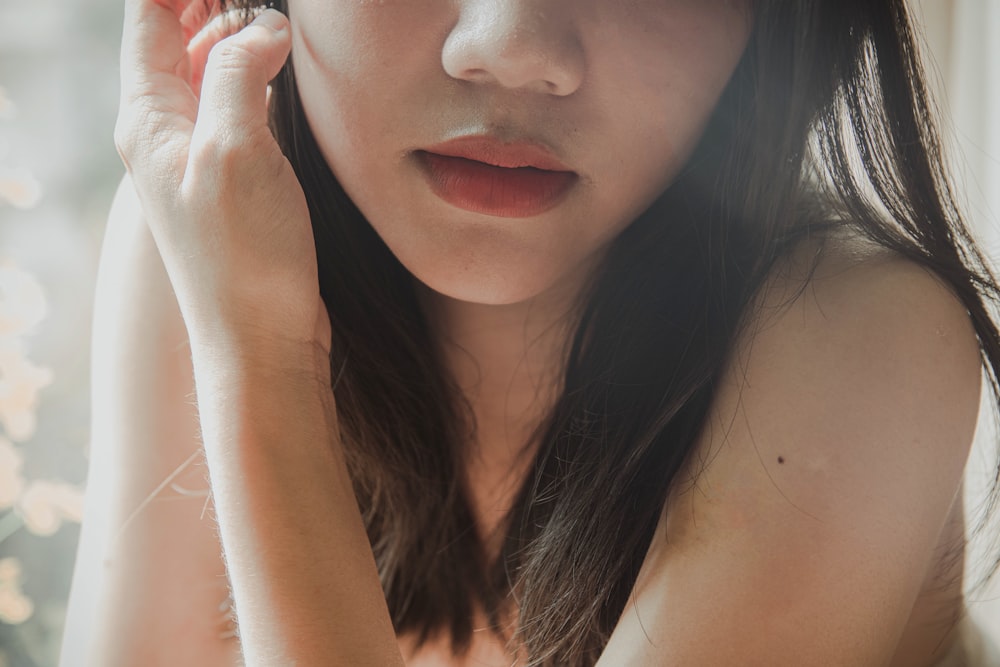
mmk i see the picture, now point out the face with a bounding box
[287,0,752,306]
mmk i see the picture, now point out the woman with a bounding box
[60,0,1000,665]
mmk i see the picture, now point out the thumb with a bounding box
[190,9,291,148]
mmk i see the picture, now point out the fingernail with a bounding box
[252,8,288,34]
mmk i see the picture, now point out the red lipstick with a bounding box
[415,136,577,218]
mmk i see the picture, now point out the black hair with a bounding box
[217,1,1000,664]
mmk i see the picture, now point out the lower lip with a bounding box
[415,151,577,218]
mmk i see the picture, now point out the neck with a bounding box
[415,264,594,541]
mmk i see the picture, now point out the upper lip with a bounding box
[419,136,574,172]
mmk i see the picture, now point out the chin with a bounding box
[404,248,599,312]
[415,274,548,307]
[408,262,570,307]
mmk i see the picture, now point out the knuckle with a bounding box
[207,38,266,74]
[190,132,254,182]
[188,131,277,198]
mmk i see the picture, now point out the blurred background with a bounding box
[0,1,997,665]
[0,0,121,665]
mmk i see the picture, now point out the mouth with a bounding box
[413,136,578,219]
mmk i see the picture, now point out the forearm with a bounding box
[63,182,238,666]
[189,334,403,667]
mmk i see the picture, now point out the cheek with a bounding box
[288,2,437,198]
[589,3,751,195]
[283,0,752,305]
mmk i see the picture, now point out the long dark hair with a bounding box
[218,1,1000,664]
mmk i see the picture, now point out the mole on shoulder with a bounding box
[777,456,785,464]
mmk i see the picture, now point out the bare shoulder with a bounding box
[753,229,978,355]
[738,229,982,456]
[699,228,983,527]
[597,230,984,666]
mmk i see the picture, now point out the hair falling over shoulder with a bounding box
[216,1,1000,664]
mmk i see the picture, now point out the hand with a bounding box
[115,0,331,355]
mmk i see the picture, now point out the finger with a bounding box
[191,9,291,148]
[120,0,197,95]
[180,0,222,42]
[116,0,202,188]
[175,0,224,85]
[187,8,245,99]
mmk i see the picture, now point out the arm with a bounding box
[186,330,403,666]
[60,175,240,666]
[101,2,405,663]
[62,175,403,667]
[598,250,982,666]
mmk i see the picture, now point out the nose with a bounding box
[441,1,586,96]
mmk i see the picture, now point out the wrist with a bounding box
[187,330,339,465]
[179,286,332,365]
[188,327,333,389]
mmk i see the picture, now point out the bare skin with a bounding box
[64,172,980,667]
[401,232,980,666]
[60,0,984,663]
